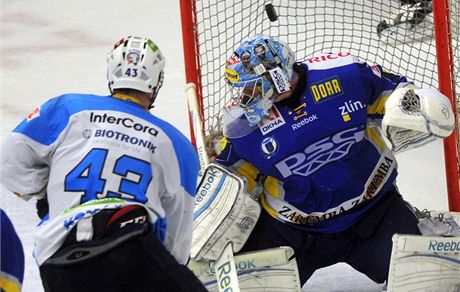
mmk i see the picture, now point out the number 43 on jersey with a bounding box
[65,148,152,203]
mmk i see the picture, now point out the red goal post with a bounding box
[180,0,460,210]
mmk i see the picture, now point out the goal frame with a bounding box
[432,0,460,211]
[179,0,460,211]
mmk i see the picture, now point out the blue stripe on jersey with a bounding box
[13,94,199,197]
[37,214,49,227]
[153,217,167,243]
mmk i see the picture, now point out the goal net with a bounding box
[180,0,460,208]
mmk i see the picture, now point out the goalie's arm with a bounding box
[215,137,263,196]
[382,87,455,152]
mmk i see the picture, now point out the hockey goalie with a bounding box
[187,34,458,291]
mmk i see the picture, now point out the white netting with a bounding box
[192,0,457,134]
[189,0,459,168]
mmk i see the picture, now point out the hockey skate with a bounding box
[377,1,433,45]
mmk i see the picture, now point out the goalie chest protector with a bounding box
[218,53,412,233]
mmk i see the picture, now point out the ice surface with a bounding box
[0,1,449,291]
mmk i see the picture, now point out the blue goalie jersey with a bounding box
[217,53,414,233]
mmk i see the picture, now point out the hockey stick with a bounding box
[185,83,210,171]
[186,83,241,291]
[189,246,301,291]
[213,242,240,292]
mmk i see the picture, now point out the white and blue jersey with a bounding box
[0,94,199,265]
[217,53,414,233]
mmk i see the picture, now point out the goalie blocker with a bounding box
[191,163,261,261]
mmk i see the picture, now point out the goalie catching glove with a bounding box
[382,87,455,153]
[191,163,261,262]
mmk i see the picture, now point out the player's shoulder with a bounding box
[301,52,367,71]
[148,115,182,136]
[22,93,108,123]
[148,114,194,148]
[51,93,190,146]
[150,115,198,170]
[46,93,101,102]
[39,93,110,112]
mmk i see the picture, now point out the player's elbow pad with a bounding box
[383,87,455,139]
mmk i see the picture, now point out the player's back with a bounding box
[1,93,199,265]
[3,93,193,218]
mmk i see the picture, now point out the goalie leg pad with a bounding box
[387,229,460,292]
[191,163,261,261]
[188,246,302,292]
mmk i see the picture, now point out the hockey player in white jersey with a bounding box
[0,36,207,292]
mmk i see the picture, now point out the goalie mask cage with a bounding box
[180,0,460,210]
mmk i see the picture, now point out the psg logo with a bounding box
[261,137,278,159]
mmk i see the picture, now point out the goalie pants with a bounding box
[39,223,207,292]
[239,187,421,285]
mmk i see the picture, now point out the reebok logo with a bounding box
[195,167,219,204]
[292,114,318,131]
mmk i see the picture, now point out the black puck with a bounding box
[265,4,278,22]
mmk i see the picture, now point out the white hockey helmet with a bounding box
[107,36,165,107]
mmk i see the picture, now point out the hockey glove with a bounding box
[36,196,49,219]
[382,87,454,152]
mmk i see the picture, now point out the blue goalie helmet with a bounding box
[224,35,296,129]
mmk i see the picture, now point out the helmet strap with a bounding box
[148,71,165,109]
[148,89,158,109]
